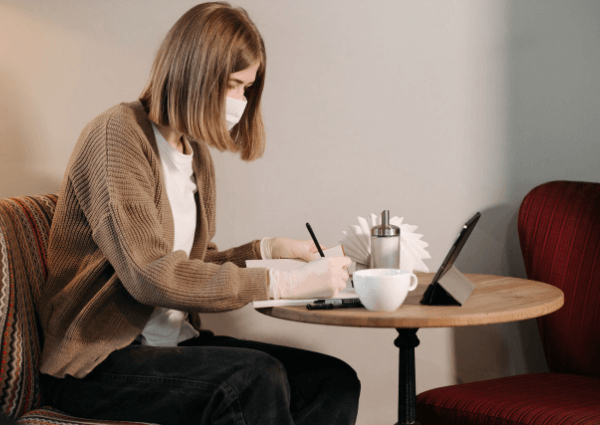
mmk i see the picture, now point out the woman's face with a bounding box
[227,62,260,101]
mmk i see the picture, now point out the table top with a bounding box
[256,273,564,328]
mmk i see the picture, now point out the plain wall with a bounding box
[1,1,599,423]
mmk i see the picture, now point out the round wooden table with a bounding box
[256,273,564,425]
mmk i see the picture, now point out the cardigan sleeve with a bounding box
[204,239,262,267]
[71,108,269,312]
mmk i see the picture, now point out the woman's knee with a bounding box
[227,349,290,399]
[295,353,361,401]
[330,358,361,395]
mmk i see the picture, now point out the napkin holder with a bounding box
[421,266,475,306]
[339,213,431,274]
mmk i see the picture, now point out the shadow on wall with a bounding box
[451,0,600,384]
[451,203,549,383]
[0,69,61,198]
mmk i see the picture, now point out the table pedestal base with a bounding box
[394,328,420,425]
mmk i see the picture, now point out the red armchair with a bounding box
[416,181,600,424]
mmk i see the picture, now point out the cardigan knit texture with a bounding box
[38,100,268,379]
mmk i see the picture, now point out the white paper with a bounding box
[252,288,360,308]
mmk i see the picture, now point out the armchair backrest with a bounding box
[0,195,57,418]
[518,181,600,378]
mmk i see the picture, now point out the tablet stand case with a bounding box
[421,266,475,306]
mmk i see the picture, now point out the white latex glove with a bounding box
[269,257,352,299]
[265,237,327,262]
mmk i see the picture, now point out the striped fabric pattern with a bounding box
[0,195,56,418]
[518,181,600,378]
[18,407,156,425]
[417,373,600,425]
[416,181,600,425]
[0,195,155,425]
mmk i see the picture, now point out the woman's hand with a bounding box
[270,257,352,299]
[269,237,327,262]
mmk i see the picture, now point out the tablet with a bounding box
[420,212,481,305]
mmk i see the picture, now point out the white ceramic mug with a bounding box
[353,269,418,312]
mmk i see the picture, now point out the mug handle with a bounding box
[407,273,418,291]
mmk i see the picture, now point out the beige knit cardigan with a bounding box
[38,100,269,379]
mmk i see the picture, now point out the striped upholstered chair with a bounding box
[416,181,600,424]
[0,195,155,424]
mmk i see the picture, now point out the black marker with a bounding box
[306,300,363,310]
[306,223,325,257]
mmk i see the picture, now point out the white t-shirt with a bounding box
[139,124,200,346]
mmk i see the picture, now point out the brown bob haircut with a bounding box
[140,2,266,161]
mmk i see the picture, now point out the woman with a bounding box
[38,2,360,425]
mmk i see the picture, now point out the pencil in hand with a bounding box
[306,223,325,257]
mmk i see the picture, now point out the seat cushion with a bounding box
[416,373,600,425]
[17,406,157,424]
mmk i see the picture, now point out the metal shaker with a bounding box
[370,210,401,269]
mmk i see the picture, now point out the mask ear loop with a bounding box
[232,102,246,146]
[208,71,244,149]
[206,75,231,137]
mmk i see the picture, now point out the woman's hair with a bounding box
[140,2,266,161]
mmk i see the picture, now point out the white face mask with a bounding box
[226,96,247,130]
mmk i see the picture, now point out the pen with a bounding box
[313,298,361,305]
[306,223,325,257]
[306,222,355,287]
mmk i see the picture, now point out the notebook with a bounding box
[247,245,360,308]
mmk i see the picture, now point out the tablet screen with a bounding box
[430,212,481,284]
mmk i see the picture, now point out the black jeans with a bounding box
[41,331,361,425]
